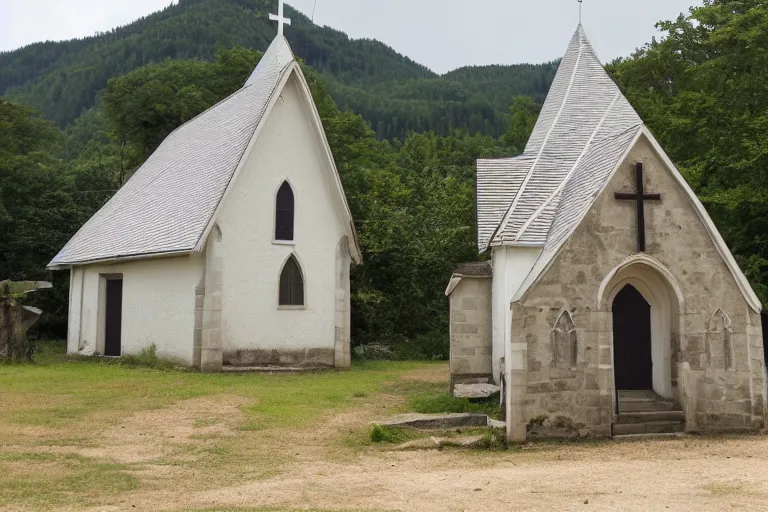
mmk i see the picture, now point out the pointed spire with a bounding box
[489,23,643,246]
[244,33,294,87]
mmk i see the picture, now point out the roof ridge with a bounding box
[490,31,585,246]
[48,36,299,267]
[513,92,620,242]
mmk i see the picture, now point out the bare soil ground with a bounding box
[1,359,767,512]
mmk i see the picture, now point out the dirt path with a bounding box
[5,364,768,512]
[106,366,768,512]
[148,435,765,512]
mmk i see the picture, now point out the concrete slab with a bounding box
[454,383,501,399]
[221,366,329,373]
[375,413,491,429]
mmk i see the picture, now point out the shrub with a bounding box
[369,424,412,444]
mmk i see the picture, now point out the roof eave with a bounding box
[46,248,193,270]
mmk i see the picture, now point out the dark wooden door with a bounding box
[104,278,123,357]
[612,284,652,390]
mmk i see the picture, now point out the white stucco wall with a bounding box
[216,73,351,355]
[491,246,542,381]
[66,255,202,365]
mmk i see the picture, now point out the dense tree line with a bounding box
[5,0,767,359]
[0,0,555,140]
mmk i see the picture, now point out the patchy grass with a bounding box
[369,424,421,444]
[386,379,501,418]
[0,451,139,507]
[0,342,445,510]
[704,483,746,495]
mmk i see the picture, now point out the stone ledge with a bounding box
[374,413,503,430]
[454,383,500,399]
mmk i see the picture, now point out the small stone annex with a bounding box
[48,3,361,372]
[447,24,767,440]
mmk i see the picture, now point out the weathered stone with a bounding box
[447,275,492,383]
[375,413,492,430]
[393,435,485,451]
[453,383,500,399]
[223,347,335,368]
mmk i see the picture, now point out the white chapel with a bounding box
[48,4,361,371]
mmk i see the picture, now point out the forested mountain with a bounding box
[0,0,556,139]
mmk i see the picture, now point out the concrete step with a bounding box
[619,399,677,412]
[615,411,685,424]
[618,390,660,400]
[613,432,686,441]
[612,420,685,436]
[221,365,328,373]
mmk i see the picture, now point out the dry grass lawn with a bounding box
[1,343,768,512]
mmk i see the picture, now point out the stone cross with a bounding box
[270,0,292,36]
[615,162,661,253]
[0,280,51,362]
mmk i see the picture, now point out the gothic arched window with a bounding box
[275,181,295,241]
[551,310,577,369]
[707,309,734,371]
[279,255,304,306]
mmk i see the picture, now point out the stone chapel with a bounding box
[447,25,767,440]
[48,12,361,372]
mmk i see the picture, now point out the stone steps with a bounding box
[613,390,685,436]
[614,410,685,424]
[613,420,685,436]
[619,399,677,412]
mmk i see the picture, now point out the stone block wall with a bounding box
[503,136,765,441]
[223,347,335,368]
[511,303,611,439]
[449,277,492,387]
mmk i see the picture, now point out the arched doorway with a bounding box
[598,254,684,401]
[613,284,652,390]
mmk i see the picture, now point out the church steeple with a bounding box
[478,23,644,250]
[243,1,295,88]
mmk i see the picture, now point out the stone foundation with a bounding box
[223,347,335,368]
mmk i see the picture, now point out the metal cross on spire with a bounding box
[578,0,583,25]
[270,0,292,36]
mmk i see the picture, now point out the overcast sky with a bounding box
[1,0,699,73]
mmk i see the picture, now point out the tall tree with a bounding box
[502,95,541,153]
[609,0,768,303]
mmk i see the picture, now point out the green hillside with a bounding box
[0,0,556,138]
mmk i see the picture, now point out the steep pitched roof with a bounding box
[475,25,761,312]
[476,25,642,251]
[49,36,298,267]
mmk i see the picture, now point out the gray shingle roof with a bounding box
[478,26,760,312]
[49,36,295,267]
[476,25,642,252]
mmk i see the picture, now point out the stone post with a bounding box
[507,302,528,442]
[200,228,223,373]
